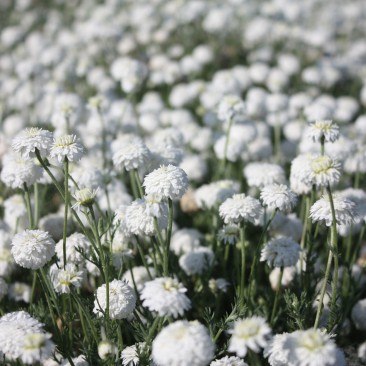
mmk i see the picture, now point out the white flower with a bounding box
[152,320,215,366]
[310,194,356,227]
[125,197,168,236]
[217,95,245,121]
[219,194,263,225]
[217,225,239,245]
[261,184,297,212]
[265,329,346,366]
[195,180,240,209]
[140,277,191,318]
[261,237,302,268]
[94,279,136,320]
[210,356,248,366]
[11,128,53,159]
[170,228,202,255]
[55,233,91,264]
[50,135,84,163]
[20,332,55,365]
[290,155,313,195]
[51,264,84,294]
[143,165,189,200]
[244,163,286,188]
[308,155,341,187]
[112,134,151,172]
[228,316,271,357]
[8,282,31,303]
[1,154,42,189]
[121,342,147,366]
[179,247,215,275]
[72,188,98,210]
[351,299,366,330]
[308,120,339,143]
[61,355,89,366]
[11,230,55,269]
[208,278,230,294]
[0,311,49,362]
[98,341,117,360]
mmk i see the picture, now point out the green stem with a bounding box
[163,199,173,276]
[248,209,277,301]
[23,182,34,229]
[270,266,284,326]
[90,207,110,323]
[239,222,246,307]
[134,169,144,198]
[62,158,69,268]
[34,183,39,228]
[274,124,282,163]
[314,248,333,329]
[327,185,339,327]
[221,117,234,174]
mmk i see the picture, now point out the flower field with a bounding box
[1,0,366,365]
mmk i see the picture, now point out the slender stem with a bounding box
[248,209,277,301]
[314,249,333,329]
[163,199,173,276]
[134,169,144,198]
[327,185,339,325]
[62,158,69,268]
[270,266,284,326]
[90,207,110,322]
[34,183,39,228]
[320,135,325,156]
[221,117,234,174]
[239,222,246,307]
[274,124,282,163]
[23,182,34,229]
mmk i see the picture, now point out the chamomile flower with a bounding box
[228,316,271,357]
[143,165,189,200]
[308,120,339,143]
[72,188,98,210]
[179,247,215,275]
[11,127,53,159]
[261,237,302,268]
[20,332,55,364]
[244,163,286,188]
[310,194,356,227]
[152,320,215,366]
[217,94,246,121]
[121,342,147,366]
[11,230,55,270]
[94,279,136,320]
[217,225,240,245]
[219,194,263,225]
[112,134,151,172]
[50,135,84,163]
[140,277,191,318]
[55,233,91,264]
[51,264,84,294]
[261,184,297,213]
[308,155,341,187]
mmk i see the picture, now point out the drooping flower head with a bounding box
[261,184,298,212]
[308,120,340,143]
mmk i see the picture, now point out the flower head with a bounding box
[219,194,263,225]
[51,264,84,294]
[140,277,191,318]
[261,184,298,212]
[308,120,339,143]
[309,155,340,187]
[310,194,356,227]
[94,279,136,320]
[11,230,55,269]
[112,134,151,172]
[72,188,98,210]
[12,128,53,159]
[143,165,189,200]
[50,135,84,163]
[228,316,271,357]
[152,320,215,366]
[261,237,302,268]
[244,163,286,188]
